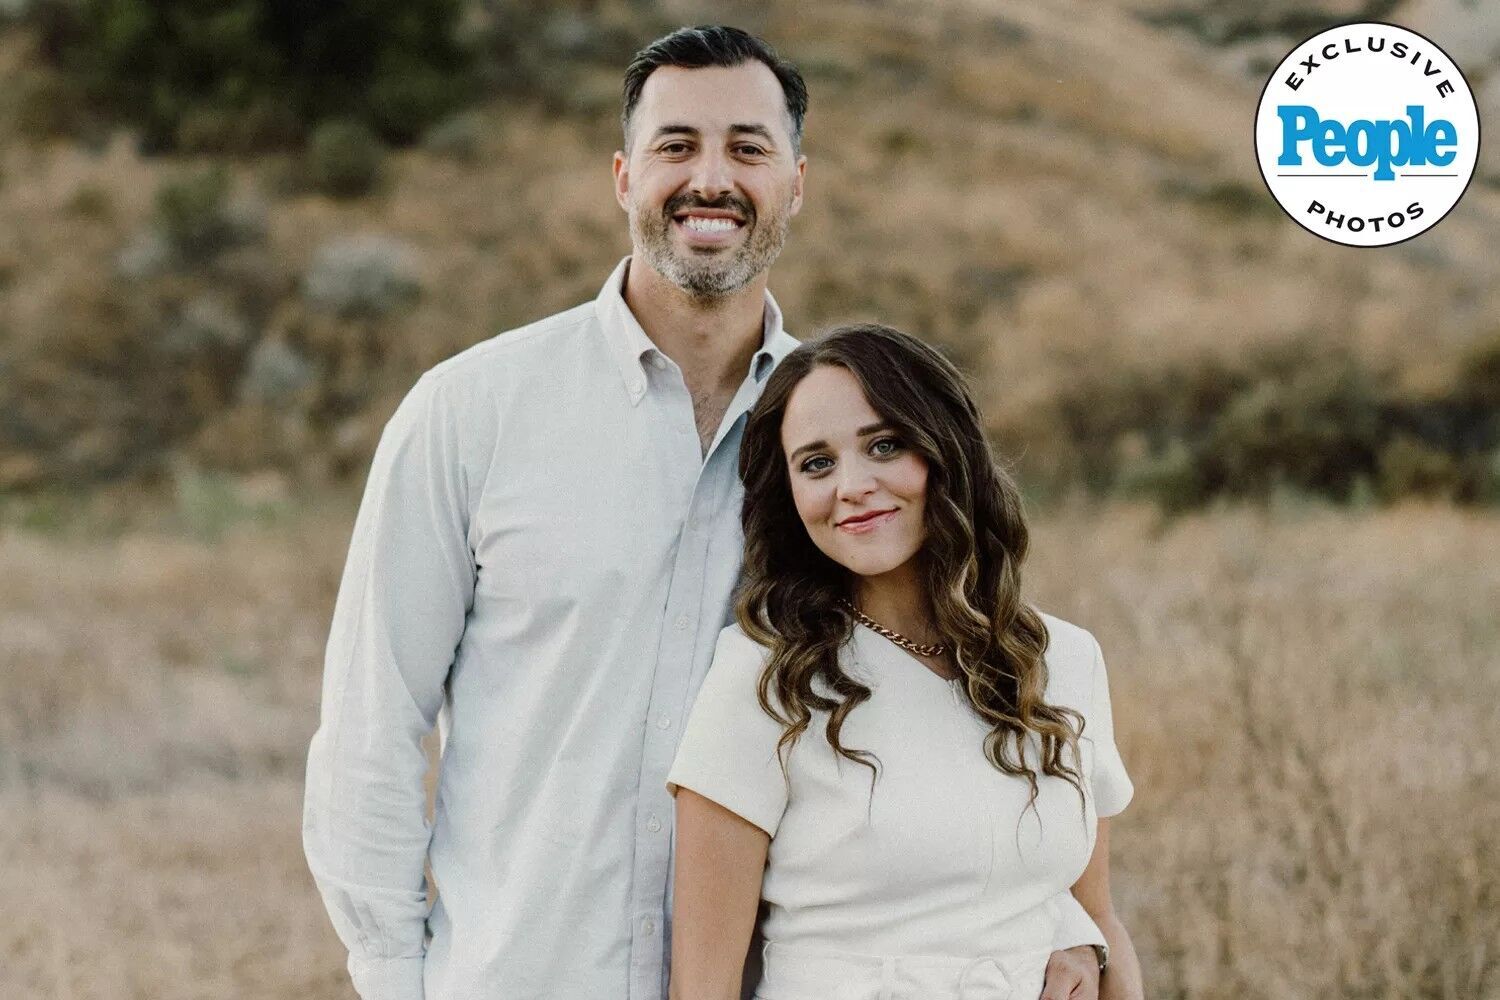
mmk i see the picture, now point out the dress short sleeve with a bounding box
[667,626,790,837]
[1086,636,1134,817]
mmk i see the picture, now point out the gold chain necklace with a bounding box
[840,599,948,657]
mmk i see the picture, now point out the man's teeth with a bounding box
[680,216,739,232]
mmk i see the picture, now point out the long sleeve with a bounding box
[303,371,477,1000]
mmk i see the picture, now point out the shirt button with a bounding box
[656,713,672,730]
[650,355,667,370]
[642,918,656,935]
[647,814,662,833]
[674,615,689,631]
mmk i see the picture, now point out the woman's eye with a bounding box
[871,437,902,457]
[800,456,832,474]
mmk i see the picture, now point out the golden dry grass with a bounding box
[1030,501,1500,998]
[2,493,1496,998]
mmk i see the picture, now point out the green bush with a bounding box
[307,119,385,199]
[1456,333,1500,410]
[1038,338,1500,509]
[11,66,87,139]
[154,167,243,258]
[31,0,473,151]
[1378,434,1463,501]
[1204,361,1383,502]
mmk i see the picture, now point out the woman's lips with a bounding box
[837,509,898,534]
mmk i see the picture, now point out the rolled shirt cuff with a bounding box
[349,952,425,1000]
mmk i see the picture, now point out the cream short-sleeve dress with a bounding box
[665,613,1133,1000]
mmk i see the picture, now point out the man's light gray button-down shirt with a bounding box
[303,256,800,1000]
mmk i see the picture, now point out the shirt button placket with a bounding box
[633,476,711,998]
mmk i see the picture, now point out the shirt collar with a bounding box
[594,256,796,406]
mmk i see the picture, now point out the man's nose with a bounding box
[689,147,734,202]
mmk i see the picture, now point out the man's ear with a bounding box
[612,150,630,213]
[789,154,808,217]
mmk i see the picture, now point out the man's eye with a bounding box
[661,142,690,154]
[736,145,766,156]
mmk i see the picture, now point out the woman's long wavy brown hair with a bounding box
[735,323,1087,816]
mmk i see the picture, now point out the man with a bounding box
[303,24,1110,1000]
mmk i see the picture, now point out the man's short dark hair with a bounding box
[621,25,808,154]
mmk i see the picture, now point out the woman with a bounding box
[665,324,1143,1000]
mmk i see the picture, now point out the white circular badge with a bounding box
[1255,22,1480,247]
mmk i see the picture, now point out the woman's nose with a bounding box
[836,463,878,502]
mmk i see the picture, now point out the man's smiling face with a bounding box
[614,61,806,301]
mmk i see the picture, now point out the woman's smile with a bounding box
[836,508,899,534]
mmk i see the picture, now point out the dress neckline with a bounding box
[852,621,963,688]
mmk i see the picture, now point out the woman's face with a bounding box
[779,364,929,580]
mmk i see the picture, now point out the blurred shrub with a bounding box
[472,0,661,113]
[0,281,196,490]
[154,168,241,259]
[1117,438,1200,512]
[307,119,385,198]
[1038,337,1500,509]
[237,339,318,405]
[1139,0,1401,46]
[1478,450,1500,505]
[169,460,287,542]
[10,65,87,139]
[28,0,474,151]
[162,296,252,358]
[1378,435,1462,501]
[303,234,421,318]
[64,183,113,219]
[1160,177,1280,219]
[1205,361,1383,501]
[422,109,486,162]
[1455,333,1500,411]
[175,99,301,155]
[115,229,174,281]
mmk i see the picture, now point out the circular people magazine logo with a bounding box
[1255,22,1480,247]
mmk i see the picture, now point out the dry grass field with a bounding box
[2,489,1496,999]
[2,0,1498,997]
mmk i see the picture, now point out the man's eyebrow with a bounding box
[787,422,894,462]
[729,124,776,144]
[647,123,778,145]
[649,124,700,142]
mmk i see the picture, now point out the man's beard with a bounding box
[631,192,792,302]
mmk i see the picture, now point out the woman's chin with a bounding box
[836,553,908,580]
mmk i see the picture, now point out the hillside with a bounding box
[0,0,1497,500]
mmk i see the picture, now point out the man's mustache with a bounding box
[663,194,755,221]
